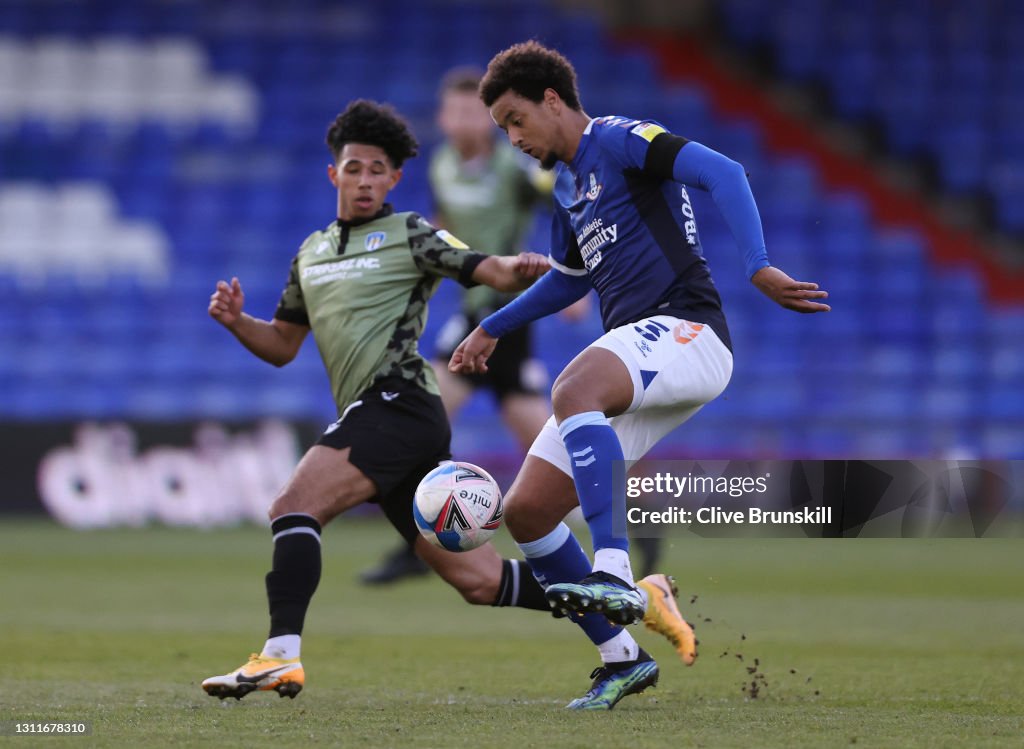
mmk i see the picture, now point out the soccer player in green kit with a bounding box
[199,100,556,700]
[359,67,557,585]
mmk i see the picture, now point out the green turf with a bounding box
[1,518,1022,748]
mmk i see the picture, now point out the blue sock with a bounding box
[559,411,629,554]
[518,523,622,646]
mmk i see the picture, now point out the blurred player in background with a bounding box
[429,66,556,440]
[199,100,557,700]
[452,41,831,709]
[359,67,564,585]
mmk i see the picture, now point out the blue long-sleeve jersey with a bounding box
[483,116,772,352]
[552,115,766,351]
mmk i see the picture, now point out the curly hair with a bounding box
[479,40,581,111]
[325,100,419,168]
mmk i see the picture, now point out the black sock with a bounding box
[266,514,322,638]
[492,559,550,611]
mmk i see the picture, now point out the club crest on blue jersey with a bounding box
[585,172,602,201]
[364,231,386,252]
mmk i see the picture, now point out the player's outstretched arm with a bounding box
[208,277,309,366]
[667,139,830,313]
[751,266,830,314]
[450,263,592,375]
[670,141,771,280]
[471,252,550,292]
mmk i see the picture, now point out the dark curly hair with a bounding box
[480,40,581,111]
[325,99,419,168]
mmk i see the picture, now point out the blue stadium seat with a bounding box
[989,159,1024,231]
[933,122,989,193]
[922,385,976,425]
[930,344,984,384]
[986,308,1024,344]
[982,426,1023,458]
[984,383,1024,422]
[772,4,824,80]
[717,0,1024,228]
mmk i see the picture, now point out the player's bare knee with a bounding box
[503,491,531,540]
[550,375,592,422]
[267,486,326,524]
[267,491,300,522]
[504,491,552,542]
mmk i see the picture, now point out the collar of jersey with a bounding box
[568,119,597,174]
[336,203,394,230]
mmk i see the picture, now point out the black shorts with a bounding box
[433,312,549,401]
[316,377,451,544]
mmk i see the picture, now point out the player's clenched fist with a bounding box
[511,251,550,280]
[208,277,245,327]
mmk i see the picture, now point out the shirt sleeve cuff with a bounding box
[273,308,310,326]
[457,252,489,287]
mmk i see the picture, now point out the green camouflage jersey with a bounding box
[274,205,486,414]
[429,139,552,315]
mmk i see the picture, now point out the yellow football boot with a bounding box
[637,574,697,666]
[202,653,304,700]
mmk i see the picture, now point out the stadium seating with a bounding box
[719,0,1024,230]
[0,182,169,284]
[0,0,1020,459]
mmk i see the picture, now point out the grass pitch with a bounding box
[1,518,1022,748]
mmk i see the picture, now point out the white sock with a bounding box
[597,630,640,664]
[593,548,634,586]
[261,634,301,660]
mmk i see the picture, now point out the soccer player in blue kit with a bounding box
[450,41,831,709]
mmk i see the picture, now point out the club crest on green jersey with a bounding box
[365,231,386,251]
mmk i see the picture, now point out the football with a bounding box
[413,461,503,552]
